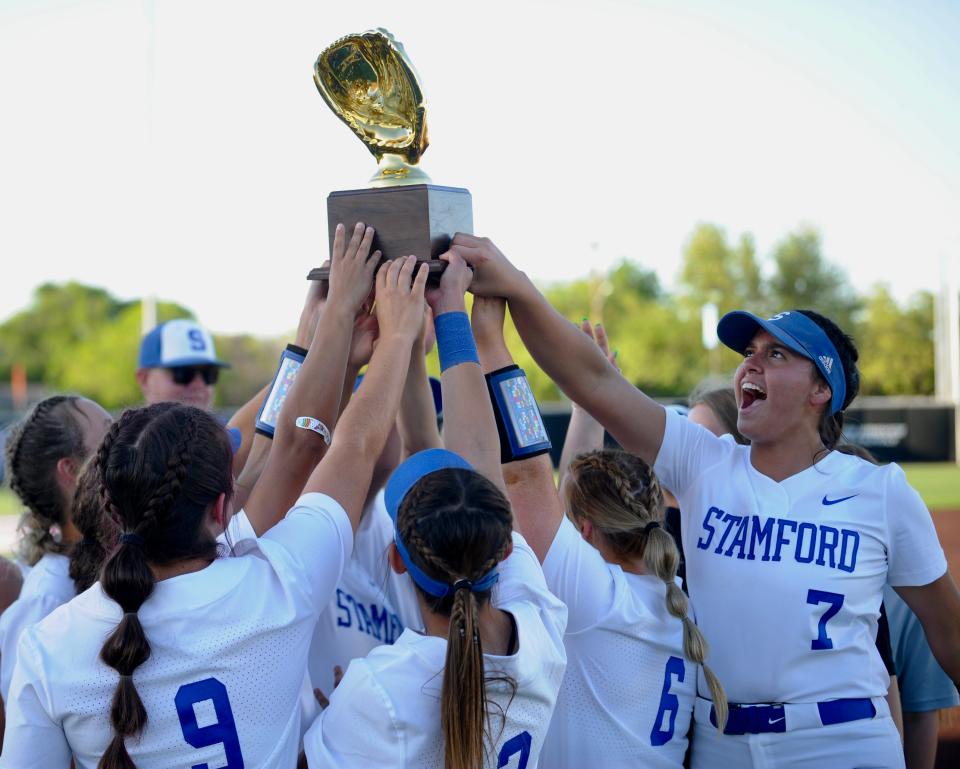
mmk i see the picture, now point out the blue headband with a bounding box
[385,448,499,598]
[717,310,847,414]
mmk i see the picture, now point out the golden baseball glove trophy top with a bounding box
[309,28,472,281]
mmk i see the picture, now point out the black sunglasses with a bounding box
[169,366,220,386]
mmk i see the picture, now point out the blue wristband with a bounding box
[435,312,479,372]
[255,344,307,438]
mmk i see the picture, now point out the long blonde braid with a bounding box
[566,449,728,730]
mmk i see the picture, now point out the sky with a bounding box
[1,0,958,336]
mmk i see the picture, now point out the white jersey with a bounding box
[540,516,696,769]
[655,409,947,705]
[0,493,352,769]
[308,491,423,694]
[303,531,568,769]
[0,552,74,702]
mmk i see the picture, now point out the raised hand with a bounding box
[580,319,619,371]
[448,233,525,299]
[348,311,379,370]
[375,255,429,344]
[326,222,380,315]
[425,248,474,315]
[295,261,330,348]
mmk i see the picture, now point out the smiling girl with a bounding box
[451,234,960,769]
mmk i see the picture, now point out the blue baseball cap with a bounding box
[384,448,499,598]
[139,320,230,369]
[717,310,846,414]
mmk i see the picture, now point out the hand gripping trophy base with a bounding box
[306,183,473,283]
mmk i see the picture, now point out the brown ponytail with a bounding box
[443,585,486,769]
[94,403,232,768]
[396,468,514,769]
[566,449,729,730]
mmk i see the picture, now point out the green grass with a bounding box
[901,463,960,511]
[0,463,957,517]
[0,487,20,517]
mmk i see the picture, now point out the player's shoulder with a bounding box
[334,635,431,715]
[17,553,72,599]
[362,629,435,675]
[821,451,912,497]
[19,583,115,664]
[602,569,685,643]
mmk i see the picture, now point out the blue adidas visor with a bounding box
[385,448,499,598]
[717,310,846,415]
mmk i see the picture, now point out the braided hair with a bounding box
[94,403,233,769]
[69,458,117,593]
[565,449,729,730]
[396,468,514,769]
[4,396,86,566]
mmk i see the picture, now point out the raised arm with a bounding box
[241,223,379,535]
[425,251,504,492]
[302,256,428,531]
[396,308,443,458]
[451,234,666,466]
[232,304,379,513]
[557,320,617,489]
[228,267,329,476]
[472,296,563,555]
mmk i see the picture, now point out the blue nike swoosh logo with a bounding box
[822,494,859,505]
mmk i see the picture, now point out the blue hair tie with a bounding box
[394,531,499,598]
[120,532,144,547]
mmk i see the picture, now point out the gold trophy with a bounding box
[308,29,473,281]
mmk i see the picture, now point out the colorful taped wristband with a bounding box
[295,416,331,445]
[255,344,307,438]
[435,311,479,372]
[485,364,552,463]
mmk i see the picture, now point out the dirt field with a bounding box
[930,510,960,769]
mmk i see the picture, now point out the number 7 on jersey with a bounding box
[807,589,844,651]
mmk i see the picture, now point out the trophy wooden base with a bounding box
[307,184,473,281]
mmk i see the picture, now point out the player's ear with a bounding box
[55,456,80,486]
[210,492,227,528]
[809,376,832,409]
[577,518,594,544]
[388,542,407,575]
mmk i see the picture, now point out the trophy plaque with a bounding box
[308,29,473,282]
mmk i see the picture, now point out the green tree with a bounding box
[0,283,196,409]
[678,223,764,313]
[213,334,286,407]
[857,286,934,395]
[768,227,859,329]
[0,282,125,382]
[58,300,195,408]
